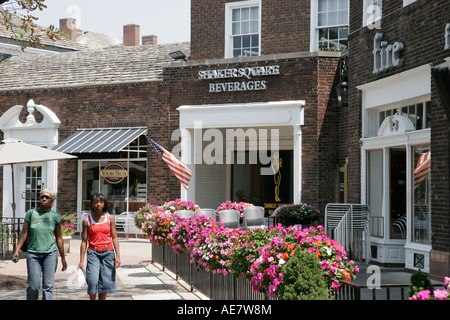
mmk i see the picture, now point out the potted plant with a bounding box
[160,198,200,214]
[274,203,320,227]
[216,201,254,224]
[60,212,77,253]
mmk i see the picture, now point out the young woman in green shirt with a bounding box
[12,189,67,300]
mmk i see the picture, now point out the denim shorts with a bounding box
[86,249,116,295]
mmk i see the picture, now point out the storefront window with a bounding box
[81,160,147,215]
[390,149,407,239]
[378,101,431,131]
[367,149,383,237]
[412,145,431,244]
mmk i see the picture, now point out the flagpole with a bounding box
[10,164,16,220]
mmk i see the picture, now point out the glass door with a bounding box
[17,163,47,216]
[367,149,383,237]
[390,148,407,239]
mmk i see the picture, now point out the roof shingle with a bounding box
[0,42,190,91]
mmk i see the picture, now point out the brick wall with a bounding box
[0,82,181,214]
[190,0,311,61]
[164,55,340,213]
[0,54,340,216]
[347,0,450,258]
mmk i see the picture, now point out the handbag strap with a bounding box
[27,209,35,227]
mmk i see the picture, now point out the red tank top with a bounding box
[87,213,113,251]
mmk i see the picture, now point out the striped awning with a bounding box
[52,127,147,154]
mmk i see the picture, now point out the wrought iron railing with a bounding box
[1,218,25,257]
[151,243,268,300]
[152,243,426,300]
[152,243,369,300]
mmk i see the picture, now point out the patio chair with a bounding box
[218,209,240,229]
[195,208,216,220]
[174,210,195,219]
[243,206,265,230]
[124,211,141,239]
[77,211,91,232]
[392,215,407,238]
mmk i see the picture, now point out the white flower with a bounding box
[278,259,285,266]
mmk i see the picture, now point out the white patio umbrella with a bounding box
[0,138,77,219]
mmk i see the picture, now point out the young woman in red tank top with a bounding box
[78,193,121,300]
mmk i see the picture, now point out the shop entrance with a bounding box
[15,163,47,216]
[390,149,407,239]
[231,150,293,215]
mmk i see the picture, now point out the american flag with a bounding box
[414,151,431,189]
[147,137,192,190]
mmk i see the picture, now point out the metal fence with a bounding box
[151,243,268,300]
[325,204,370,263]
[152,243,426,301]
[152,243,361,300]
[1,218,25,257]
[326,281,418,300]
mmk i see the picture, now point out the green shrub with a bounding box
[277,247,330,300]
[408,269,434,297]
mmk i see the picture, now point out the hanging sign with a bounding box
[100,163,128,184]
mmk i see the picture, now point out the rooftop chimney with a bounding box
[123,24,140,46]
[59,18,83,40]
[142,35,158,45]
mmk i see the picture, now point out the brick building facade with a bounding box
[346,0,449,277]
[1,0,448,279]
[0,0,343,220]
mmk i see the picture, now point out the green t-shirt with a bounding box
[25,208,61,253]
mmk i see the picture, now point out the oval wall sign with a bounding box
[100,163,128,184]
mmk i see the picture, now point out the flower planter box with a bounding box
[63,236,72,253]
[151,242,267,300]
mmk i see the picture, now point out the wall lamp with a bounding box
[336,55,349,107]
[336,74,348,107]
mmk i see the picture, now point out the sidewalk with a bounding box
[1,237,445,301]
[0,236,206,300]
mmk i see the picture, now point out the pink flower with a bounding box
[321,260,330,270]
[433,289,449,300]
[331,281,341,291]
[444,277,450,288]
[414,290,431,300]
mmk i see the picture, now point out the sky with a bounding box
[25,0,191,44]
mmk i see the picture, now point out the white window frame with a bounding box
[403,0,417,6]
[224,0,261,59]
[363,0,382,28]
[310,0,349,52]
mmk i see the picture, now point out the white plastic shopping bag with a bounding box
[75,268,86,289]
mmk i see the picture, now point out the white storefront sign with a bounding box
[198,65,280,92]
[373,33,404,73]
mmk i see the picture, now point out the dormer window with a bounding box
[225,0,261,58]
